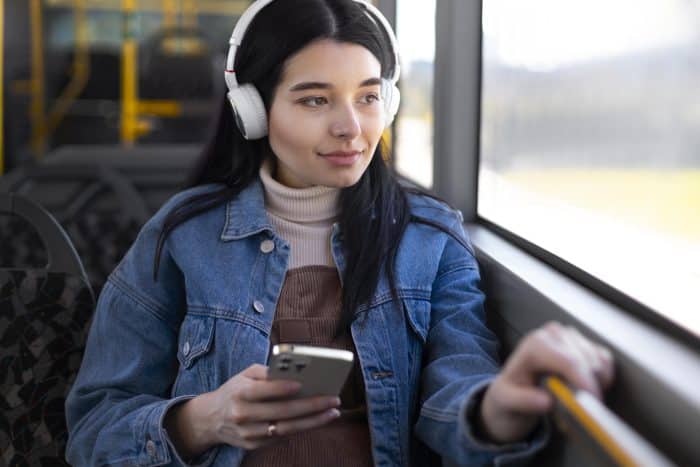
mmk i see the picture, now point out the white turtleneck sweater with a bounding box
[259,161,340,269]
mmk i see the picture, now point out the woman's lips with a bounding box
[318,150,362,166]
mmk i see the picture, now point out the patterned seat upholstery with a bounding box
[0,271,93,466]
[0,194,95,466]
[0,215,48,270]
[66,207,141,298]
[0,166,148,298]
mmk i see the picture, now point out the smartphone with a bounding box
[267,344,354,399]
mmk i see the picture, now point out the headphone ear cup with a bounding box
[227,83,268,140]
[381,79,401,127]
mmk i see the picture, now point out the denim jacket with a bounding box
[65,180,547,466]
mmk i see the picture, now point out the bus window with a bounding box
[479,0,700,336]
[394,0,435,188]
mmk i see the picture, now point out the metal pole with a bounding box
[162,0,176,28]
[121,0,142,145]
[29,0,46,156]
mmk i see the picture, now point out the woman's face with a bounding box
[267,39,385,188]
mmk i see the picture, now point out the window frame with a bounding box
[427,0,700,464]
[432,0,699,345]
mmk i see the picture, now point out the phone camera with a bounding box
[294,362,307,372]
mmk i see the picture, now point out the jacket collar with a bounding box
[220,179,275,241]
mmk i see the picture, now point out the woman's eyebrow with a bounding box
[289,77,382,92]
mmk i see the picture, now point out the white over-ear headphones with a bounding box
[224,0,401,140]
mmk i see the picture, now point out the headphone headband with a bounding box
[224,0,401,140]
[225,0,400,90]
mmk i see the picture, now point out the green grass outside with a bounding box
[503,169,700,243]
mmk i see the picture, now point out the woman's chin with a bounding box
[322,172,365,188]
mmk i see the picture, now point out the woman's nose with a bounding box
[329,104,361,139]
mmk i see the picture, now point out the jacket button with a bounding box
[146,439,156,457]
[253,300,265,313]
[260,239,275,253]
[183,342,190,356]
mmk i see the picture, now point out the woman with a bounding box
[65,0,614,465]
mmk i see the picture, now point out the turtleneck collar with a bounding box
[259,160,340,224]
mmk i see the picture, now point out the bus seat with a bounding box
[43,144,197,213]
[0,214,47,270]
[0,193,94,467]
[139,26,216,100]
[0,165,149,296]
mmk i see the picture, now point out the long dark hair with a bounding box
[156,0,411,331]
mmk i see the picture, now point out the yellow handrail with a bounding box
[45,0,249,15]
[545,376,639,466]
[544,376,675,467]
[138,99,181,117]
[29,0,46,157]
[120,0,148,144]
[162,0,176,28]
[42,0,91,139]
[183,0,198,28]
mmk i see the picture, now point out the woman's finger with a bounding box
[562,327,615,393]
[231,395,341,424]
[240,364,269,380]
[559,327,600,372]
[236,378,302,402]
[508,323,602,397]
[235,408,341,442]
[593,343,615,390]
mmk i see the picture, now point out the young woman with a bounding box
[65,1,614,465]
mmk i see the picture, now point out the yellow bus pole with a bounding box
[121,0,136,145]
[183,0,198,28]
[29,0,47,156]
[162,0,177,28]
[43,0,90,138]
[121,0,150,145]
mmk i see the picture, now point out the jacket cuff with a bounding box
[458,378,550,465]
[138,396,219,467]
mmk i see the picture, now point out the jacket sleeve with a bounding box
[413,216,549,466]
[64,212,218,467]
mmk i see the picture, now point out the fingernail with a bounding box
[328,409,341,418]
[286,381,302,391]
[325,397,339,407]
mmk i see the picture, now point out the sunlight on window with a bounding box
[479,0,700,335]
[394,0,435,188]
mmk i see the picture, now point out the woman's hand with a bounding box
[479,322,614,444]
[164,364,341,459]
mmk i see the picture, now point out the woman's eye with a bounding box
[360,93,381,104]
[299,96,328,107]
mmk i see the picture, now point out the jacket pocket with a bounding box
[402,298,430,344]
[402,298,430,413]
[172,314,215,395]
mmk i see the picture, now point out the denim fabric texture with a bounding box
[65,180,547,466]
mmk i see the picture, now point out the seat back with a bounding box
[0,193,94,466]
[139,26,216,100]
[0,165,149,297]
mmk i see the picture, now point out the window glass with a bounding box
[479,0,700,335]
[395,0,435,188]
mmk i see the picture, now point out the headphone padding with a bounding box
[382,79,401,127]
[228,84,268,139]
